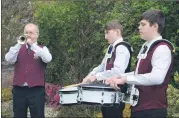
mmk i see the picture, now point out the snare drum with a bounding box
[59,86,78,105]
[77,84,116,105]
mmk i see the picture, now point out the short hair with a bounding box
[140,9,165,34]
[105,20,123,34]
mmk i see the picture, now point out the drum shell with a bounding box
[59,87,78,105]
[78,84,116,105]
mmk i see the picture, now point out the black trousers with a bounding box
[12,86,45,118]
[131,108,167,118]
[101,103,125,118]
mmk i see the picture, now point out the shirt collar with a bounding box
[112,37,123,47]
[138,35,162,59]
[26,42,38,48]
[145,36,162,47]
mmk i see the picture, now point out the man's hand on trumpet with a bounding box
[104,76,127,90]
[82,75,97,84]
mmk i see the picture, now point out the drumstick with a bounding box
[63,83,81,88]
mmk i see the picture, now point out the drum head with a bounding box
[59,87,78,92]
[79,83,114,91]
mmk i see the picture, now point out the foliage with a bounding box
[1,100,13,118]
[57,105,101,117]
[123,104,131,118]
[1,88,12,102]
[34,0,179,86]
[171,71,179,89]
[1,0,35,61]
[57,104,131,117]
[167,84,179,117]
[45,82,61,108]
[34,1,116,85]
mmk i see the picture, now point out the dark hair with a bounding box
[140,9,165,34]
[105,20,123,34]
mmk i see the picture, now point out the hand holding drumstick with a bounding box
[82,75,97,84]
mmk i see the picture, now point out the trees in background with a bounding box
[34,0,179,86]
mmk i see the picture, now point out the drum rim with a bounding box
[59,87,78,92]
[79,83,114,89]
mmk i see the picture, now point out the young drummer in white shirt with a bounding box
[82,20,133,118]
[105,10,174,118]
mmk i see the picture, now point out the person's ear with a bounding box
[36,32,39,38]
[152,23,159,31]
[116,29,121,36]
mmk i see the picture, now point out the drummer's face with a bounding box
[105,29,119,44]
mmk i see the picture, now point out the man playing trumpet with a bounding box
[5,23,52,118]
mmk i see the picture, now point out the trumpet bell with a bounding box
[17,35,27,44]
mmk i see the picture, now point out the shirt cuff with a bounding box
[95,73,104,81]
[126,75,136,84]
[14,43,22,50]
[88,71,96,76]
[31,43,43,55]
[120,73,127,77]
[120,71,134,77]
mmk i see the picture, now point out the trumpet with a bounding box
[17,35,27,44]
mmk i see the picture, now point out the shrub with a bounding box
[1,88,12,102]
[57,105,101,117]
[45,82,61,109]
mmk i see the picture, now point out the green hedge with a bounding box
[34,0,179,86]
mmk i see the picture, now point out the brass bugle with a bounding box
[17,35,27,44]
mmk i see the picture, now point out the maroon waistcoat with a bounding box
[13,44,46,87]
[106,42,132,72]
[106,42,133,93]
[132,42,174,112]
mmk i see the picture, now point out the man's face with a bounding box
[24,24,38,44]
[105,29,118,44]
[138,19,157,41]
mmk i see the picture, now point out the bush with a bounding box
[57,105,101,117]
[45,82,61,109]
[1,88,12,102]
[1,100,13,118]
[167,73,179,117]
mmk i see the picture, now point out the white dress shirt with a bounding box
[88,38,131,81]
[125,36,172,85]
[5,42,52,64]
